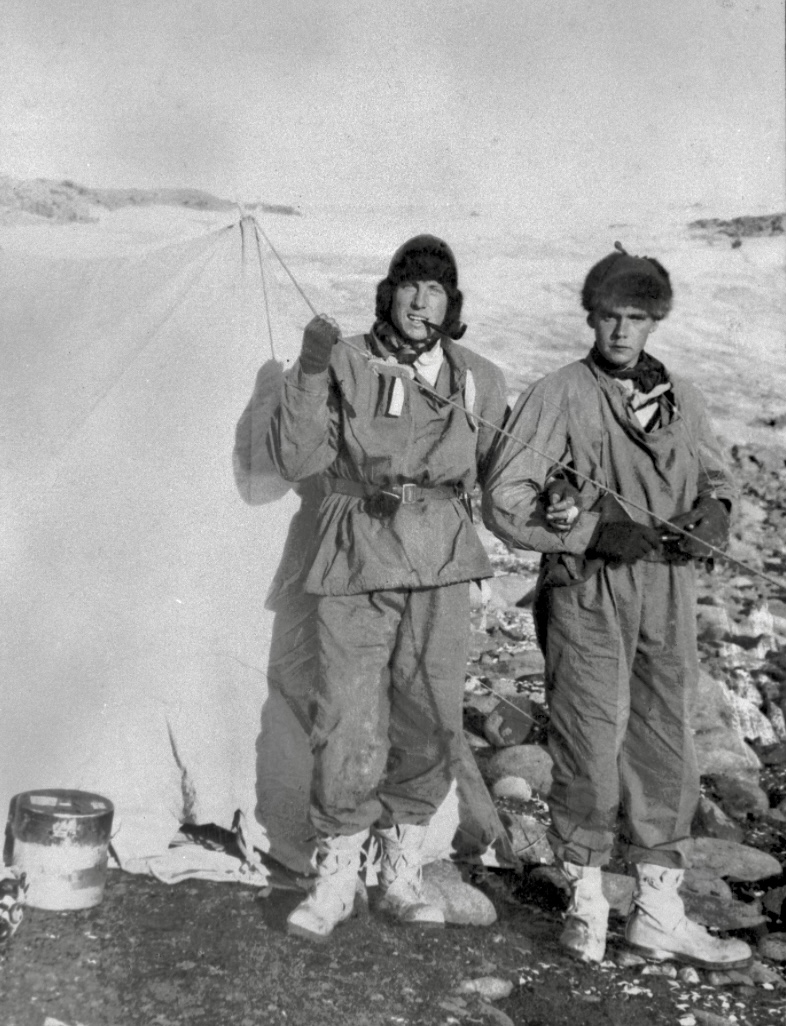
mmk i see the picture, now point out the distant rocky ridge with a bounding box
[688,212,784,242]
[0,174,300,223]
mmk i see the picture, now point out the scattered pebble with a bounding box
[692,1009,739,1026]
[456,976,514,1001]
[641,962,677,978]
[619,983,652,996]
[614,949,647,967]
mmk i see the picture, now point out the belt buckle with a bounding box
[399,483,417,504]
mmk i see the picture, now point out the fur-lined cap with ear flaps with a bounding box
[386,235,459,291]
[582,244,673,320]
[375,234,465,340]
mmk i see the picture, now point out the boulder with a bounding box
[692,669,761,777]
[483,745,553,796]
[681,890,766,931]
[493,648,546,678]
[423,860,498,926]
[749,960,786,987]
[696,602,733,642]
[682,873,733,901]
[727,691,779,746]
[691,796,745,842]
[692,669,738,732]
[491,776,532,801]
[693,728,761,777]
[683,837,782,882]
[762,884,786,918]
[758,933,786,962]
[707,774,770,821]
[761,742,786,766]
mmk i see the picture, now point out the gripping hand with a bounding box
[542,472,581,530]
[662,496,730,560]
[299,315,340,375]
[587,521,661,565]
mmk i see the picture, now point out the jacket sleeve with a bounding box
[475,363,511,486]
[266,360,340,482]
[233,359,293,506]
[481,378,600,554]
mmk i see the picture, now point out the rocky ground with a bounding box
[3,432,786,1026]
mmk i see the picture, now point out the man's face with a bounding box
[391,280,448,342]
[589,305,658,370]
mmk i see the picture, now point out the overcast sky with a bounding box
[1,0,783,224]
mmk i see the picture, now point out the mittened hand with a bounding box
[299,314,340,375]
[663,496,730,560]
[587,521,662,565]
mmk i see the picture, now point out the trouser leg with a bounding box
[540,562,701,869]
[309,584,469,836]
[378,582,470,827]
[255,589,320,871]
[620,563,700,869]
[539,566,635,866]
[309,592,399,836]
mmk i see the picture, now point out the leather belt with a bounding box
[326,478,462,505]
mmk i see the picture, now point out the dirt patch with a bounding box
[1,868,784,1026]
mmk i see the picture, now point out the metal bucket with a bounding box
[8,789,114,910]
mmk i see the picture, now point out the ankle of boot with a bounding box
[633,863,685,890]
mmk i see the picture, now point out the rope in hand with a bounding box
[249,217,785,595]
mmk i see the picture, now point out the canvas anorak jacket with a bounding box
[268,333,509,596]
[481,354,736,578]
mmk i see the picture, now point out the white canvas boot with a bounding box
[559,863,610,964]
[625,863,753,969]
[287,830,368,942]
[376,824,444,927]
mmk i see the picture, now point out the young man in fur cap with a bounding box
[268,235,509,941]
[482,248,751,969]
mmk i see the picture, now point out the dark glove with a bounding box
[542,471,582,508]
[586,521,661,565]
[299,315,339,375]
[662,496,730,560]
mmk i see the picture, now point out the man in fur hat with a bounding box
[268,235,508,941]
[482,248,751,970]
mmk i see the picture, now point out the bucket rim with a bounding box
[11,788,114,818]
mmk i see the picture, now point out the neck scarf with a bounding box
[371,320,441,366]
[590,346,669,394]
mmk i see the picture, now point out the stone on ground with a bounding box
[423,860,498,926]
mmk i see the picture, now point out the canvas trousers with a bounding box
[535,560,700,869]
[309,582,470,837]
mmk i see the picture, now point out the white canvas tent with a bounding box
[1,209,505,882]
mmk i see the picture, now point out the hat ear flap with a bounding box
[442,288,464,339]
[375,278,395,324]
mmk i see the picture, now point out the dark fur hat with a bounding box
[375,235,465,339]
[582,246,673,320]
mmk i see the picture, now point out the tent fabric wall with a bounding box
[1,211,507,878]
[1,214,297,865]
